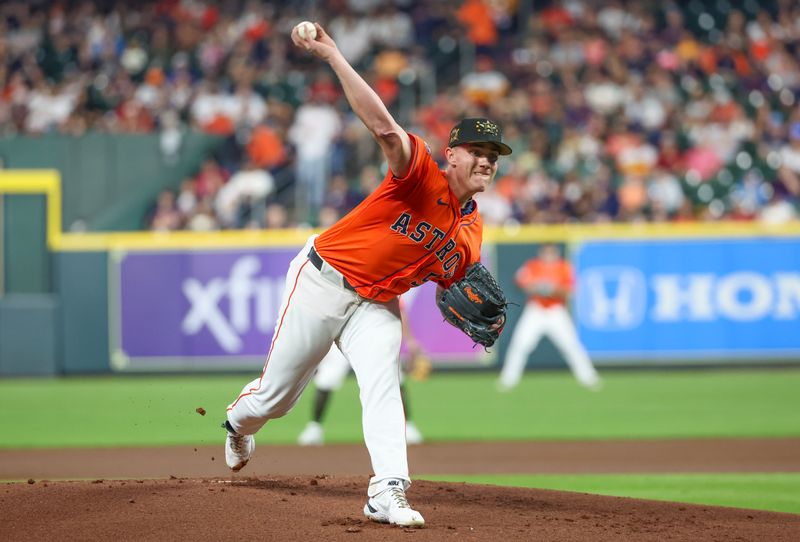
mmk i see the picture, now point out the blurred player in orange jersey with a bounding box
[497,243,602,392]
[297,297,427,446]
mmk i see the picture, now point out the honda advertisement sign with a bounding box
[574,238,800,362]
[110,247,488,371]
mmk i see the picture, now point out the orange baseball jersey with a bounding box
[515,257,573,308]
[315,133,483,302]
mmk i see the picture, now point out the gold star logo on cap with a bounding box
[476,120,499,136]
[449,127,460,143]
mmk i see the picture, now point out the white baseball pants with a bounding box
[227,236,409,487]
[314,341,408,391]
[499,302,600,389]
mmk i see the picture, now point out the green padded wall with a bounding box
[2,195,49,294]
[0,294,59,376]
[54,251,110,374]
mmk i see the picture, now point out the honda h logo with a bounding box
[576,267,647,330]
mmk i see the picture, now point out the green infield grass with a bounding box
[0,367,798,448]
[419,472,800,515]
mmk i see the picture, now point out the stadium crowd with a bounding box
[1,0,799,229]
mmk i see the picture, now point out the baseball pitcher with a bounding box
[223,21,511,528]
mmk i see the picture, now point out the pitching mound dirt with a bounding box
[2,475,799,541]
[2,439,799,541]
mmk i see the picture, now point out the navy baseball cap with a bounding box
[448,117,513,155]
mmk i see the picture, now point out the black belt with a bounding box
[308,246,356,292]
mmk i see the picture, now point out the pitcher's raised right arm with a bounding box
[292,22,412,178]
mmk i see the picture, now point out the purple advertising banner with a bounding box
[111,247,489,371]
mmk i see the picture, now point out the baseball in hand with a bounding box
[296,21,317,40]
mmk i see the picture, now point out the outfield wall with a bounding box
[2,171,800,375]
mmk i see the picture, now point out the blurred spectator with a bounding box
[328,10,372,66]
[215,160,274,228]
[191,81,231,135]
[356,164,382,198]
[647,169,685,217]
[324,174,363,217]
[193,158,228,200]
[263,202,290,229]
[246,122,288,170]
[457,0,498,49]
[287,84,342,224]
[371,5,414,50]
[460,55,510,107]
[25,79,81,133]
[147,190,183,231]
[474,183,514,226]
[759,192,798,224]
[318,205,341,229]
[186,199,221,231]
[159,110,184,164]
[176,179,198,216]
[779,123,800,174]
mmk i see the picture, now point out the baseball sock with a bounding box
[312,389,332,423]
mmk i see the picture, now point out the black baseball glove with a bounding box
[437,263,507,347]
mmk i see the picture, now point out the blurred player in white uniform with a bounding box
[498,243,602,391]
[298,297,426,445]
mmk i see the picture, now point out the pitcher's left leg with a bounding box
[340,298,424,526]
[339,298,407,484]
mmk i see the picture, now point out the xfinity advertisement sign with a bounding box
[574,239,800,362]
[110,247,486,371]
[110,248,295,370]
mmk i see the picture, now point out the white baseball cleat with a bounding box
[297,421,324,446]
[364,483,425,527]
[223,421,255,472]
[405,421,424,445]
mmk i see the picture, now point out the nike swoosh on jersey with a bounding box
[437,198,448,206]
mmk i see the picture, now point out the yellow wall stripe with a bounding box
[484,221,800,243]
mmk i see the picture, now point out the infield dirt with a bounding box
[2,438,799,541]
